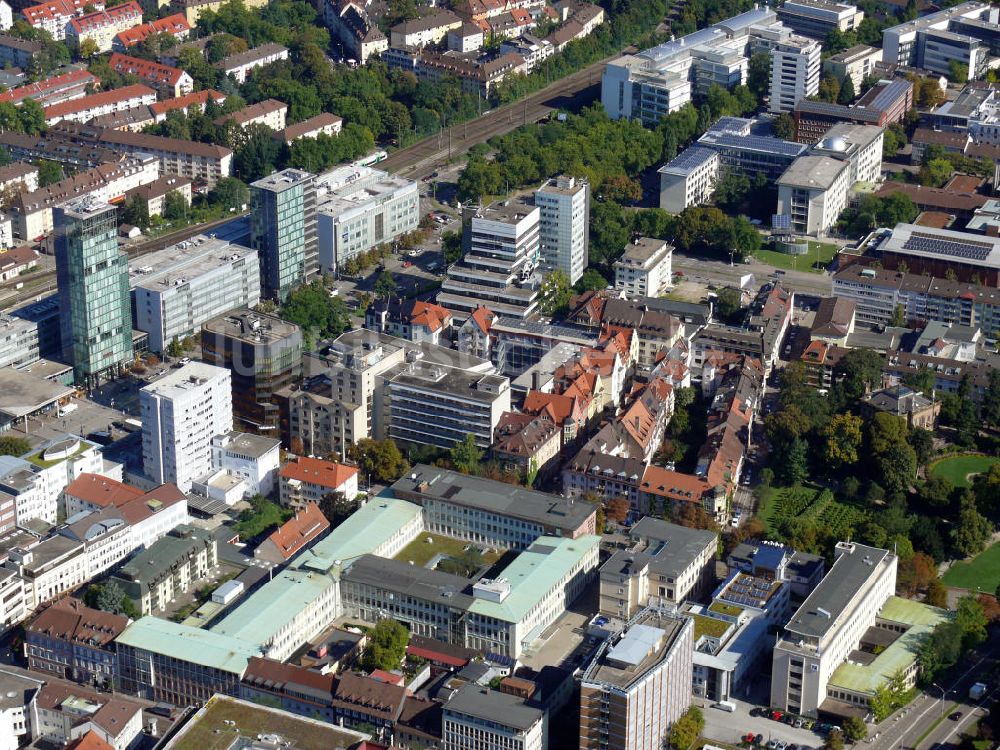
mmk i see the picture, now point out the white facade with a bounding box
[443,687,546,750]
[535,175,589,284]
[615,237,674,298]
[211,431,281,498]
[769,36,821,113]
[315,165,419,272]
[770,542,897,717]
[822,44,882,91]
[131,237,261,353]
[0,569,25,634]
[776,155,850,236]
[140,362,233,491]
[658,146,720,213]
[882,2,996,77]
[0,1,12,30]
[44,85,157,125]
[128,497,188,551]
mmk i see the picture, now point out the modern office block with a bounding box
[775,155,850,235]
[776,0,863,40]
[882,2,996,79]
[314,164,419,273]
[658,146,720,213]
[201,309,302,433]
[614,238,674,298]
[140,362,233,491]
[130,236,261,353]
[439,199,541,319]
[251,169,317,302]
[53,198,133,387]
[443,685,546,750]
[769,35,821,113]
[535,175,589,285]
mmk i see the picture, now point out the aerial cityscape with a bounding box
[0,0,997,747]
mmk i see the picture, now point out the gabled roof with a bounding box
[280,457,358,490]
[261,502,329,560]
[67,732,114,750]
[149,88,225,116]
[468,304,495,335]
[42,84,155,119]
[68,1,141,34]
[109,52,189,87]
[26,597,129,646]
[64,473,144,508]
[114,13,189,47]
[522,389,583,425]
[331,672,407,722]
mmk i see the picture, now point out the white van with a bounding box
[715,701,737,712]
[58,403,77,417]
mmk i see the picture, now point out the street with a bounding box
[672,253,834,299]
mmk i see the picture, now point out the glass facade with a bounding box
[54,201,133,387]
[251,170,317,302]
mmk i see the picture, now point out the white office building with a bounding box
[614,237,674,298]
[769,35,821,113]
[810,123,884,185]
[130,236,261,353]
[658,146,720,213]
[210,431,281,498]
[439,199,541,319]
[770,542,897,717]
[443,684,546,750]
[535,175,589,284]
[314,164,419,272]
[776,155,850,236]
[882,2,996,79]
[776,0,864,40]
[140,362,233,491]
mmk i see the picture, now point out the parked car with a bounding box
[754,735,764,746]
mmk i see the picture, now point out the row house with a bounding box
[324,0,387,64]
[108,53,194,98]
[112,12,190,52]
[215,42,289,83]
[42,84,157,125]
[0,68,98,107]
[21,0,98,40]
[66,1,143,53]
[491,411,562,481]
[150,88,226,121]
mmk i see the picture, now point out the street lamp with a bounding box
[931,682,947,717]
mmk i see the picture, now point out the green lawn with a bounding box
[394,532,502,568]
[753,241,838,274]
[708,601,743,618]
[942,542,1000,592]
[929,454,999,488]
[692,613,731,639]
[758,483,867,539]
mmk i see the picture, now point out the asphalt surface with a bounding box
[380,58,608,181]
[672,252,834,299]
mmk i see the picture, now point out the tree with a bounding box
[233,122,281,181]
[948,60,968,84]
[977,594,1000,623]
[919,474,953,509]
[823,729,845,750]
[19,99,46,135]
[319,491,357,526]
[281,279,351,343]
[163,190,187,221]
[166,337,184,358]
[600,174,642,204]
[373,270,398,299]
[832,348,883,407]
[539,270,574,316]
[669,707,704,750]
[747,52,771,100]
[0,436,30,457]
[122,195,150,230]
[208,177,249,211]
[78,37,99,59]
[842,716,867,742]
[349,438,409,484]
[442,230,462,264]
[837,76,856,105]
[360,618,410,672]
[773,113,795,140]
[450,434,482,476]
[606,497,631,524]
[924,576,948,608]
[233,494,289,540]
[982,368,1000,428]
[951,494,992,557]
[873,440,917,495]
[35,159,64,187]
[955,595,988,650]
[714,287,743,321]
[576,268,609,292]
[783,437,809,485]
[897,551,938,597]
[822,413,863,470]
[890,303,905,327]
[908,427,934,467]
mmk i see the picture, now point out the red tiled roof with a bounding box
[26,597,129,645]
[67,732,114,750]
[114,13,189,47]
[468,304,495,334]
[639,465,709,502]
[408,300,452,332]
[68,1,141,34]
[263,502,330,560]
[876,182,987,212]
[0,245,38,273]
[150,88,225,116]
[0,69,98,105]
[405,643,467,667]
[243,656,335,694]
[43,84,155,119]
[109,52,188,87]
[118,483,185,524]
[280,457,358,490]
[22,0,91,25]
[64,473,143,508]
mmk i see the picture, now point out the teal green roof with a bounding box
[829,596,951,695]
[293,497,422,573]
[469,535,601,622]
[209,568,334,648]
[116,617,260,674]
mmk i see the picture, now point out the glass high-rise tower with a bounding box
[54,198,134,388]
[251,169,317,302]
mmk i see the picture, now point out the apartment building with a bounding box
[14,435,105,525]
[0,34,41,71]
[598,517,717,619]
[140,362,233,491]
[216,42,289,83]
[251,169,318,300]
[535,175,589,285]
[32,683,145,750]
[23,598,127,687]
[882,1,997,79]
[150,88,226,121]
[770,542,897,717]
[776,0,863,40]
[43,84,157,125]
[130,236,260,353]
[215,99,287,131]
[390,9,462,47]
[770,35,821,113]
[822,44,882,91]
[66,0,143,53]
[391,464,598,548]
[314,164,418,273]
[279,456,358,510]
[21,0,97,40]
[658,146,720,213]
[112,12,190,51]
[109,524,217,615]
[443,685,546,750]
[614,237,674,298]
[53,199,133,387]
[325,0,388,64]
[0,69,97,108]
[440,199,541,319]
[108,53,194,98]
[210,431,281,497]
[580,609,694,750]
[0,570,25,635]
[91,128,233,187]
[201,309,302,432]
[273,112,343,144]
[364,298,453,345]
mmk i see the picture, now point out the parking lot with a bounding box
[700,693,832,750]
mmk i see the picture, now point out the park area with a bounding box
[758,483,867,540]
[754,241,838,273]
[929,454,1000,488]
[942,542,1000,593]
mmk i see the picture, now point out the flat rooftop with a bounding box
[342,554,476,609]
[444,684,542,730]
[162,695,367,750]
[129,235,256,292]
[114,617,259,675]
[784,542,893,640]
[142,361,229,397]
[392,464,595,532]
[0,368,75,419]
[202,309,300,344]
[582,610,690,690]
[880,223,1000,270]
[777,155,847,189]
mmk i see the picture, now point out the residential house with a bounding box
[254,502,330,563]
